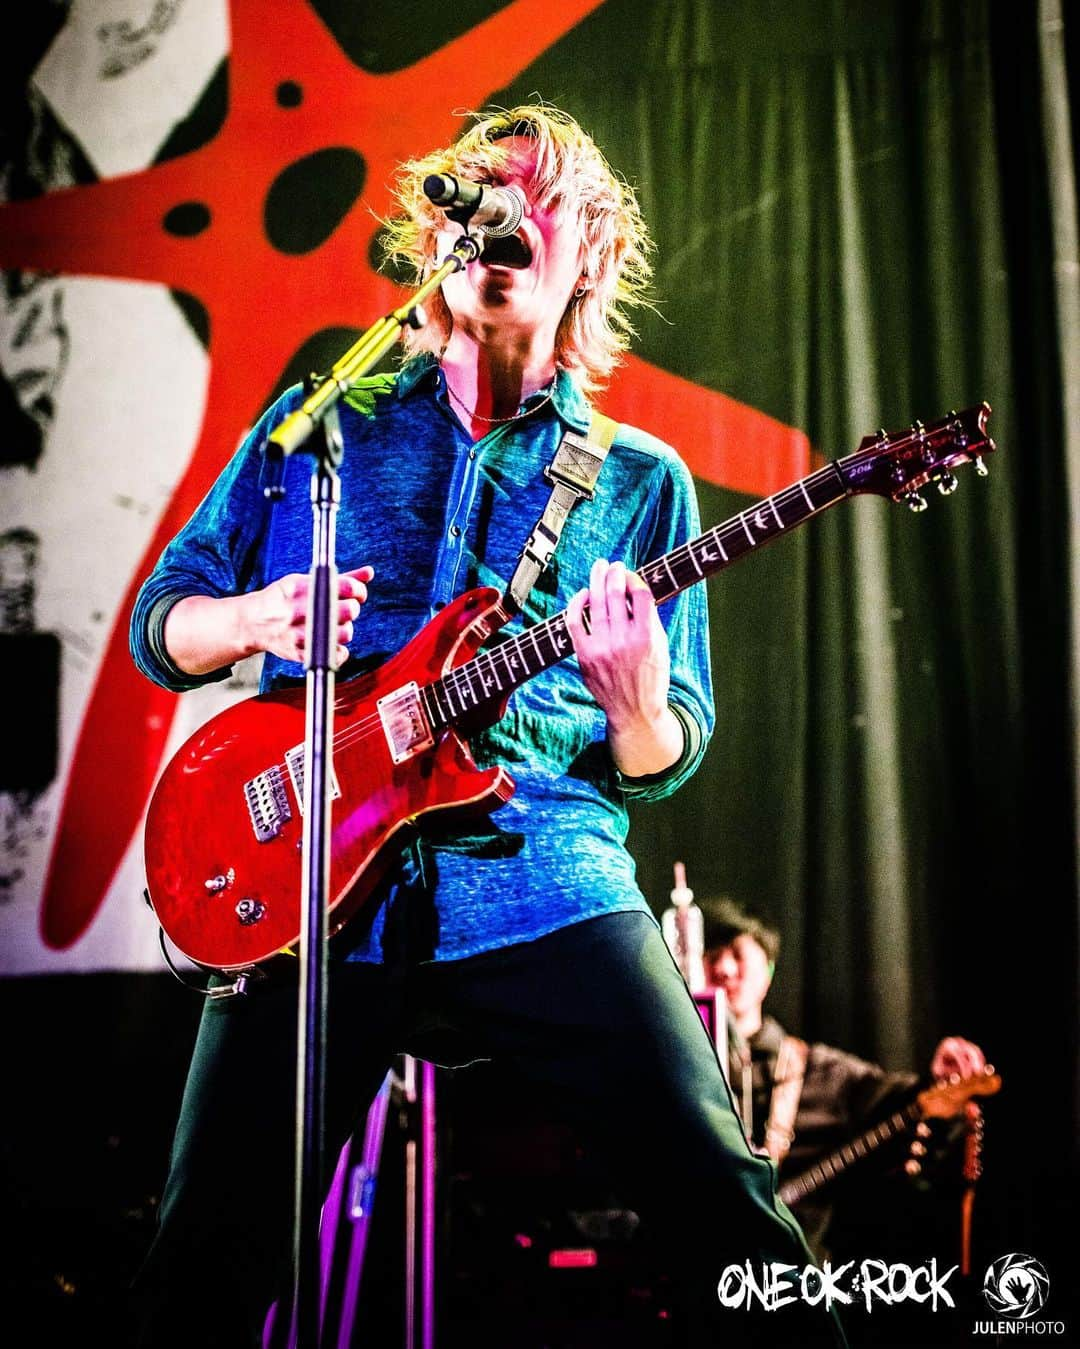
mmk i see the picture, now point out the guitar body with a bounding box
[144,587,514,969]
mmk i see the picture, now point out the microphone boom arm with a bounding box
[268,232,482,459]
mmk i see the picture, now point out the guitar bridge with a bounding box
[243,765,292,842]
[377,681,435,764]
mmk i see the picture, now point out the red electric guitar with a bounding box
[144,404,995,969]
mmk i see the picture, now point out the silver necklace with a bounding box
[444,378,555,425]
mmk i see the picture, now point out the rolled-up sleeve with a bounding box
[617,455,714,803]
[129,398,285,691]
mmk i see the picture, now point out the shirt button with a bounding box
[469,450,477,461]
[450,525,461,538]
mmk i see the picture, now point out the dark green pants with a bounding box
[132,911,844,1346]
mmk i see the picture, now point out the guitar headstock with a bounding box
[916,1065,1002,1120]
[838,403,995,511]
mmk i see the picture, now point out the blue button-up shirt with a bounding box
[131,355,714,962]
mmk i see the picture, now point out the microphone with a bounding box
[422,174,524,237]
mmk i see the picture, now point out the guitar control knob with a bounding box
[204,868,235,895]
[904,491,928,513]
[235,898,266,926]
[936,473,958,496]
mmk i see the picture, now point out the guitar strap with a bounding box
[504,409,618,614]
[764,1034,809,1163]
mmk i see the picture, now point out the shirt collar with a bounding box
[396,351,441,399]
[549,366,591,432]
[396,352,592,433]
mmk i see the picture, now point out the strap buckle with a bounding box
[504,412,618,615]
[543,429,607,500]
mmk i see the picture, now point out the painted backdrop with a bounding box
[0,2,1077,1324]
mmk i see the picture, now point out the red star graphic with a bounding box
[0,0,812,949]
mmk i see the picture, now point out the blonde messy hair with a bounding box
[381,103,654,394]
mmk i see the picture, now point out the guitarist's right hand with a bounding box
[163,566,374,675]
[247,566,374,667]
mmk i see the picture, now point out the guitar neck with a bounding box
[637,459,850,604]
[421,459,852,729]
[778,1100,921,1206]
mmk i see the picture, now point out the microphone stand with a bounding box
[267,230,482,1347]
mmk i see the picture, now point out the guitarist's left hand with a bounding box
[930,1036,987,1081]
[566,559,685,779]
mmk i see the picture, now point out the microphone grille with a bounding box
[481,187,524,238]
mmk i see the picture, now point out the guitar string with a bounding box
[351,430,952,727]
[420,466,843,700]
[268,466,859,772]
[266,429,970,772]
[430,470,837,697]
[271,470,824,771]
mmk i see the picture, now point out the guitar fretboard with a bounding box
[778,1101,921,1205]
[420,460,851,731]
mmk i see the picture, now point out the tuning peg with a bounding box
[904,491,928,513]
[915,1122,932,1138]
[973,456,989,477]
[936,473,958,496]
[909,1140,927,1157]
[912,422,937,464]
[904,1159,922,1176]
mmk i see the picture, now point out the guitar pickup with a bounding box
[377,681,435,764]
[284,743,342,816]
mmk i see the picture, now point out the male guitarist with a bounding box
[702,898,989,1260]
[129,105,843,1345]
